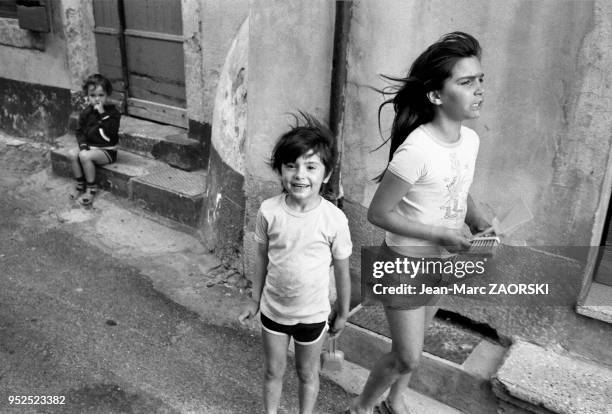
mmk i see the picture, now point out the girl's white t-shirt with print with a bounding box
[386,125,480,257]
[255,194,353,325]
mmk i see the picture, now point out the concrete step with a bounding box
[50,134,206,227]
[322,357,464,414]
[342,305,507,414]
[69,113,205,171]
[492,340,612,414]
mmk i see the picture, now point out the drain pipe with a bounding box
[327,0,352,209]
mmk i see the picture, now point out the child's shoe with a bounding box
[69,177,86,200]
[78,184,97,206]
[69,187,84,200]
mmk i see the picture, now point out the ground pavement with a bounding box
[0,132,461,414]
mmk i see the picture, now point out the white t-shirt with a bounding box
[255,194,353,324]
[385,125,480,257]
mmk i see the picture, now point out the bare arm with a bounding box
[329,258,350,336]
[465,194,491,234]
[251,241,268,302]
[238,241,268,323]
[367,171,471,251]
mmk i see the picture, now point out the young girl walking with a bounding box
[69,73,121,205]
[349,32,491,414]
[239,115,352,414]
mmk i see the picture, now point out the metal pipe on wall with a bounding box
[327,0,352,209]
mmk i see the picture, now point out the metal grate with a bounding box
[135,168,206,197]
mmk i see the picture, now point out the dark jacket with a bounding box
[75,104,121,150]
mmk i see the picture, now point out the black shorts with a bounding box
[260,313,327,345]
[101,149,117,163]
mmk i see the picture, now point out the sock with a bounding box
[75,176,85,192]
[86,182,97,194]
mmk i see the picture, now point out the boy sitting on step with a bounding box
[69,73,121,205]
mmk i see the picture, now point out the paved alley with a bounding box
[0,136,351,413]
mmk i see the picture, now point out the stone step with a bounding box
[322,357,463,414]
[69,113,205,171]
[50,134,206,227]
[492,340,612,414]
[342,305,506,414]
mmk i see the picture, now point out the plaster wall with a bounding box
[210,19,248,176]
[341,0,612,361]
[61,0,97,91]
[184,0,249,127]
[0,11,68,88]
[244,0,335,276]
[0,0,97,139]
[0,0,96,90]
[200,18,248,262]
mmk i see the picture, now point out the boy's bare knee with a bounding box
[295,365,318,384]
[264,362,286,381]
[78,151,91,163]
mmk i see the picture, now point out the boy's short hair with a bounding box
[82,73,113,95]
[271,113,337,176]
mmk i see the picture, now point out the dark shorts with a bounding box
[260,313,327,345]
[101,149,117,163]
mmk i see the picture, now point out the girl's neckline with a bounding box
[281,193,323,216]
[420,124,464,148]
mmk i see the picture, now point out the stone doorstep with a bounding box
[68,113,205,171]
[131,169,206,228]
[50,134,207,228]
[339,320,506,414]
[491,340,612,414]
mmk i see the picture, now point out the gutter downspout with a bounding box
[328,0,352,209]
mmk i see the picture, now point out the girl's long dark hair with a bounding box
[374,32,481,181]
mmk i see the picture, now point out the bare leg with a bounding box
[78,148,110,184]
[350,307,428,414]
[262,330,290,414]
[294,333,326,414]
[69,148,84,178]
[68,148,86,199]
[386,306,438,412]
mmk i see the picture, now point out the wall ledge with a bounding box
[0,17,45,50]
[576,282,612,324]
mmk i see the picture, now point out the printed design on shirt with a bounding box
[441,152,470,221]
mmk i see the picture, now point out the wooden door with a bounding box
[92,0,186,127]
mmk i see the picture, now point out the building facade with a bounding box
[1,0,610,412]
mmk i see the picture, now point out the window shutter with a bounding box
[0,0,18,19]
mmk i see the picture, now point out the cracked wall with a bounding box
[200,17,248,264]
[0,0,97,139]
[184,0,249,149]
